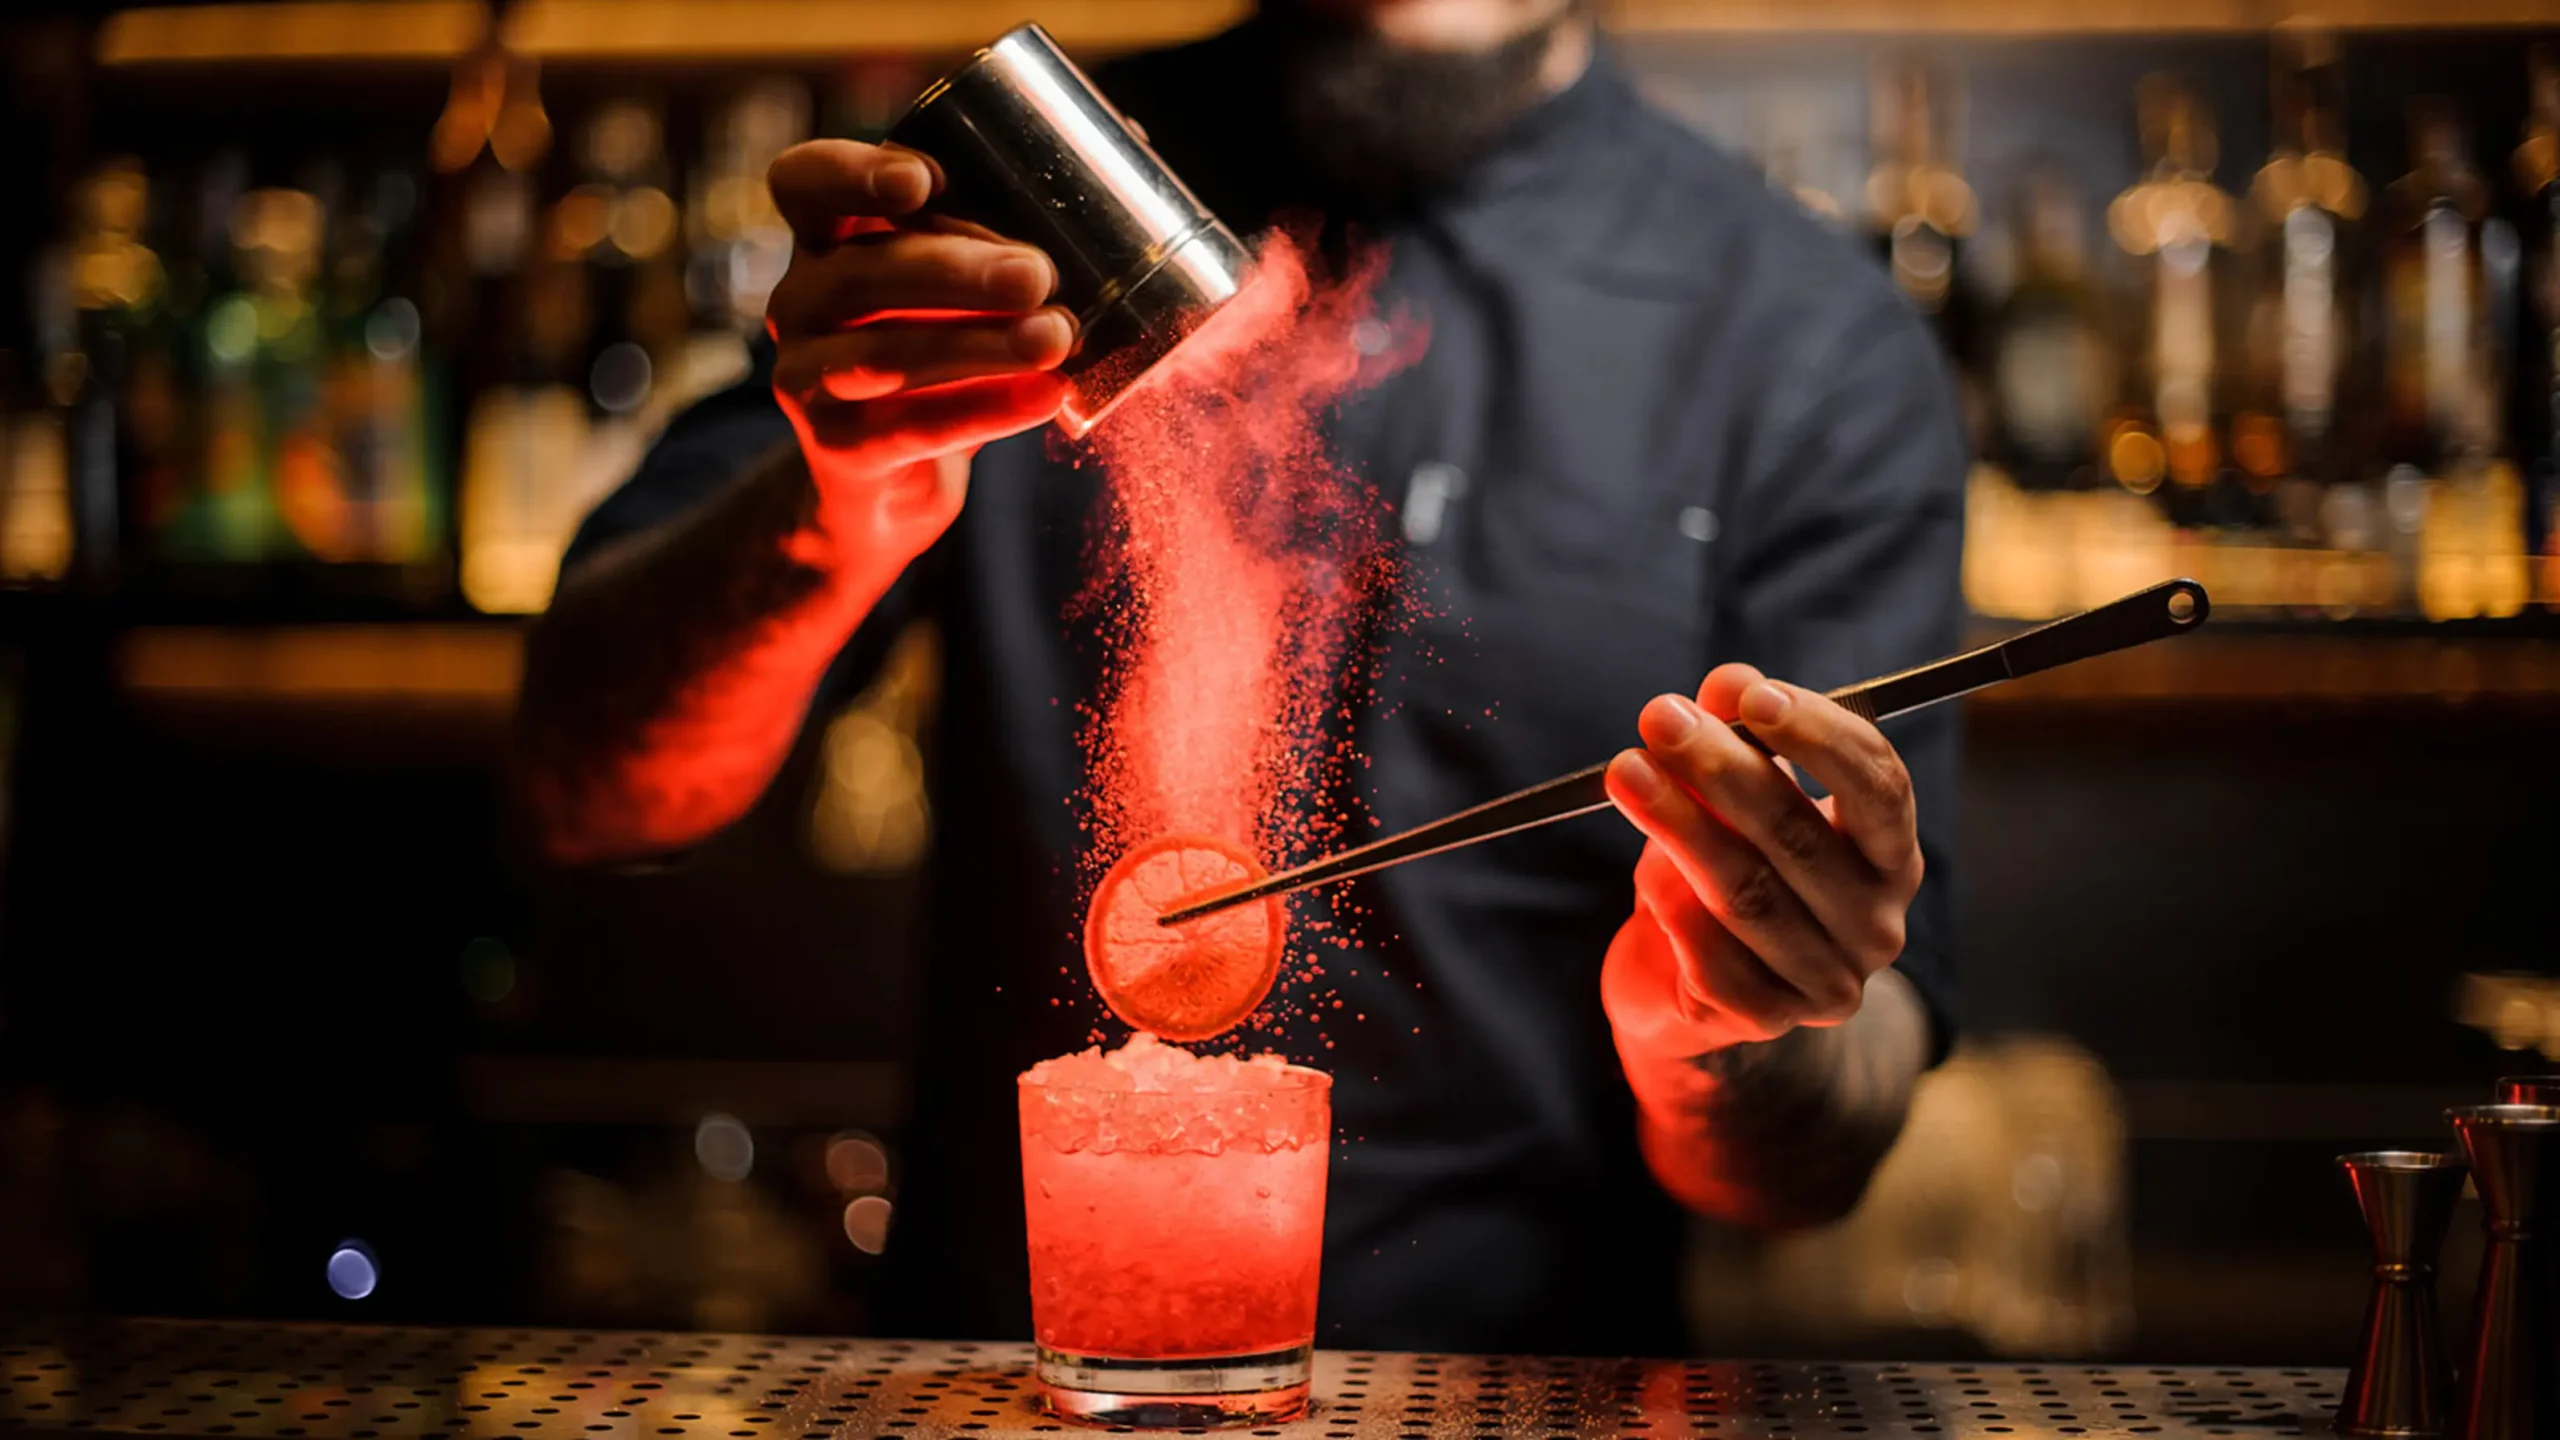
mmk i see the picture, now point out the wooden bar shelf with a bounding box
[92,0,2560,70]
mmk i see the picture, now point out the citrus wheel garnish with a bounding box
[1083,833,1286,1041]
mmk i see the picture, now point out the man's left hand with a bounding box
[1600,663,1923,1058]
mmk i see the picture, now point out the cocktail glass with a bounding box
[1018,1058,1330,1426]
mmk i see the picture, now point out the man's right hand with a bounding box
[764,139,1075,565]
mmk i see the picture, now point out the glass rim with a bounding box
[2448,1102,2560,1125]
[2337,1149,2465,1170]
[1018,1062,1333,1096]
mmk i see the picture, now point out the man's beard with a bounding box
[1267,2,1583,211]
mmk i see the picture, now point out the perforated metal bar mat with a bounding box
[1,1321,2345,1440]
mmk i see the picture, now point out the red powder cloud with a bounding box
[1075,228,1419,909]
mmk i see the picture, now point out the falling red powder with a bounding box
[1072,229,1418,1035]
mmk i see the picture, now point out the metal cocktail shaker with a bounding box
[886,23,1254,439]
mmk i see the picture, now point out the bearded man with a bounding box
[516,0,1967,1353]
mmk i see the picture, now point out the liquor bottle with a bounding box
[2382,99,2527,618]
[2381,98,2500,467]
[2,265,75,586]
[564,100,684,575]
[457,220,587,613]
[1987,164,2110,491]
[320,167,442,568]
[131,152,230,570]
[688,79,808,334]
[123,160,196,576]
[63,158,173,590]
[440,46,580,615]
[1866,57,1980,446]
[2244,27,2369,530]
[2106,76,2243,528]
[570,99,678,425]
[429,44,548,412]
[2514,47,2560,580]
[459,89,666,615]
[195,184,324,565]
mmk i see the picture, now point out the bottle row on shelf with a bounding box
[5,33,2560,622]
[1846,36,2560,620]
[0,53,896,613]
[1964,463,2542,623]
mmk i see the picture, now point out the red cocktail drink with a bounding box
[1019,1035,1330,1425]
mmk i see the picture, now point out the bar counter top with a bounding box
[2,1320,2344,1440]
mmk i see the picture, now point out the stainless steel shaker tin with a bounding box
[885,22,1253,438]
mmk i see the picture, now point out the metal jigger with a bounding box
[2446,1105,2560,1440]
[2337,1151,2468,1437]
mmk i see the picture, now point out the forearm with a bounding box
[1620,967,1931,1231]
[513,441,903,864]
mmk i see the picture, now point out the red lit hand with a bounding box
[1599,663,1923,1061]
[764,140,1074,565]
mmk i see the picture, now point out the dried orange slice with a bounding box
[1083,834,1286,1041]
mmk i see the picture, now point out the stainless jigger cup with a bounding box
[2336,1151,2467,1438]
[885,22,1254,439]
[2446,1104,2560,1440]
[2493,1076,2560,1105]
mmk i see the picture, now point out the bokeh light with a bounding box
[588,341,652,415]
[823,1132,889,1193]
[326,1242,378,1300]
[458,937,516,1004]
[693,1113,754,1182]
[841,1196,892,1255]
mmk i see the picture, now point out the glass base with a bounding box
[1035,1344,1312,1427]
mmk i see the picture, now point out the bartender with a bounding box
[515,0,1964,1356]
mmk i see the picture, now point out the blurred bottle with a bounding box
[183,184,326,565]
[2382,98,2501,467]
[430,45,548,402]
[2106,76,2244,529]
[1866,57,1981,445]
[462,88,698,614]
[2381,100,2528,618]
[2244,27,2370,544]
[64,158,182,590]
[134,150,244,569]
[313,167,443,569]
[2513,47,2560,596]
[688,79,808,335]
[1,258,75,586]
[567,99,683,426]
[1987,164,2110,491]
[552,99,686,573]
[440,45,589,616]
[123,160,198,576]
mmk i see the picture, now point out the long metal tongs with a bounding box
[1156,577,2211,926]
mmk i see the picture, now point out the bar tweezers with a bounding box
[1157,576,2210,926]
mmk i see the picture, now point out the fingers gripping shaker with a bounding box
[886,23,1254,438]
